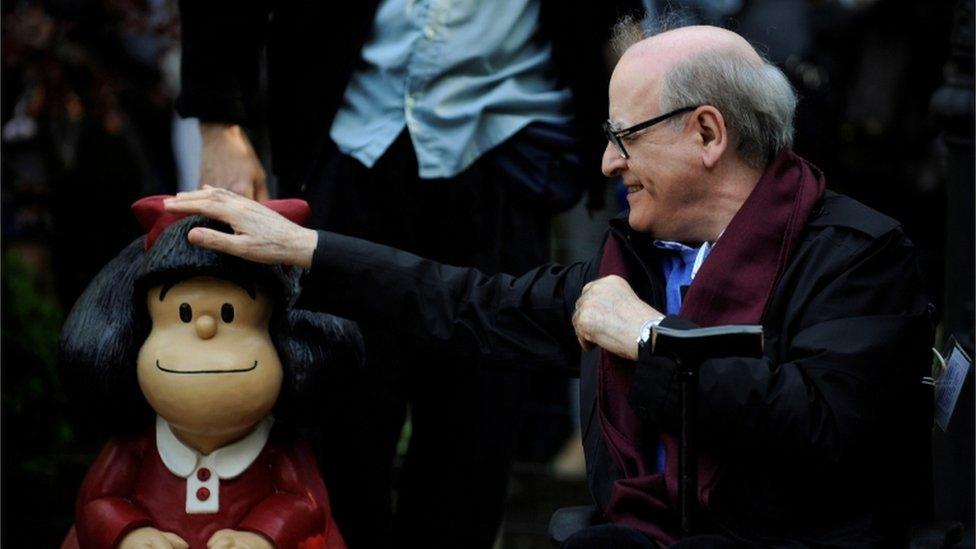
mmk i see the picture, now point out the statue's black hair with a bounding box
[58,215,362,433]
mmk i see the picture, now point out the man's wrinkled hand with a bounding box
[571,275,663,361]
[164,187,318,268]
[199,123,269,201]
[119,526,189,549]
[206,529,273,549]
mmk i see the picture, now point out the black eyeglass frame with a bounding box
[603,105,700,159]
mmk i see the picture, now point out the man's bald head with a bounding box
[626,25,762,72]
[610,23,796,168]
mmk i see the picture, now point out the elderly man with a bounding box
[167,25,932,547]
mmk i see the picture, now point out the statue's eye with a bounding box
[221,303,235,323]
[179,303,192,323]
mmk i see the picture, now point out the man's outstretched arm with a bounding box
[164,188,590,372]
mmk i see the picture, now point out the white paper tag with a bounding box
[935,342,972,431]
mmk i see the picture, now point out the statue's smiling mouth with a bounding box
[156,359,258,374]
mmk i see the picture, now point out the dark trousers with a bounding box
[302,131,552,547]
[562,524,748,549]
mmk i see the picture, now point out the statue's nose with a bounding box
[195,314,217,339]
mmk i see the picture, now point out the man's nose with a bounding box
[195,314,217,339]
[602,142,626,177]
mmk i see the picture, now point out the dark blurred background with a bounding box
[1,0,972,547]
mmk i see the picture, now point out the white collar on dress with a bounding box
[155,415,274,480]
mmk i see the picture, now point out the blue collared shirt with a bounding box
[329,0,573,179]
[652,239,713,315]
[650,238,713,473]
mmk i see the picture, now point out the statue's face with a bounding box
[137,276,282,440]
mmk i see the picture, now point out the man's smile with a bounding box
[156,359,258,375]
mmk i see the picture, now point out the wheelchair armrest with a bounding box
[548,505,602,544]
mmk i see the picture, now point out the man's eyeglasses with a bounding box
[603,106,699,159]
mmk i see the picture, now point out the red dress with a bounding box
[62,424,345,549]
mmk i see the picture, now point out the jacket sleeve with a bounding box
[175,0,271,124]
[297,230,594,374]
[628,227,933,468]
[75,437,153,548]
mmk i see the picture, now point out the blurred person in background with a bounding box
[2,0,181,306]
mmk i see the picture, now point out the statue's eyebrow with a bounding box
[159,283,175,301]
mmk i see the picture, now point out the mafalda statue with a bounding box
[58,196,354,549]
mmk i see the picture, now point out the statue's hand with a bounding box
[118,526,189,549]
[206,529,274,549]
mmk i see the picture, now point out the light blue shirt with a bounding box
[330,0,573,179]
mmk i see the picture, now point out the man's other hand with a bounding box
[572,275,663,361]
[199,123,269,201]
[164,187,318,268]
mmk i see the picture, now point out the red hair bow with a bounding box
[132,195,312,250]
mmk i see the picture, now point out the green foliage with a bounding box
[1,249,73,474]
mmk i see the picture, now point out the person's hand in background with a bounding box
[199,123,269,201]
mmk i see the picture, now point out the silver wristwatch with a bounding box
[637,316,665,348]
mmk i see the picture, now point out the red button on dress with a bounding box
[196,487,210,501]
[197,468,211,481]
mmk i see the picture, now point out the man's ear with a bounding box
[691,106,728,169]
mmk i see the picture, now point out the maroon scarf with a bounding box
[596,151,826,543]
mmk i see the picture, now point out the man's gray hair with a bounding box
[660,50,797,167]
[612,17,798,168]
